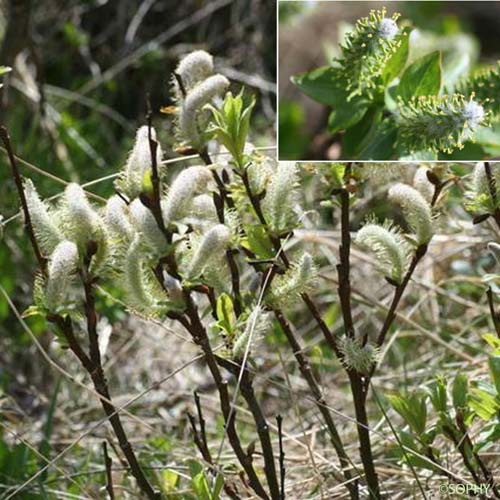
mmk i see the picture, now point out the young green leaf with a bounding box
[359,120,397,160]
[243,225,274,259]
[388,393,427,435]
[208,91,255,167]
[488,354,500,395]
[216,293,236,336]
[397,51,442,103]
[468,387,499,420]
[342,106,383,158]
[291,66,347,106]
[328,98,368,134]
[428,376,448,413]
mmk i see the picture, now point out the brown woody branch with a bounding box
[102,441,115,500]
[487,287,500,338]
[274,310,359,500]
[0,126,47,274]
[334,184,380,499]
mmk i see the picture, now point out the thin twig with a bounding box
[182,293,270,499]
[146,99,170,244]
[79,244,161,499]
[238,369,280,499]
[102,441,115,500]
[276,415,285,500]
[0,126,47,274]
[487,287,500,338]
[455,411,500,497]
[273,311,359,500]
[188,392,242,500]
[334,187,355,338]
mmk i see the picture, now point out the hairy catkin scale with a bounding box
[397,95,486,153]
[129,199,168,255]
[267,253,317,308]
[62,183,108,271]
[246,155,274,195]
[161,166,213,223]
[176,50,214,91]
[262,161,299,233]
[232,306,269,359]
[467,162,500,213]
[23,179,62,254]
[188,194,218,225]
[359,163,408,185]
[115,126,163,200]
[123,234,157,313]
[355,222,410,284]
[186,224,231,279]
[413,167,434,203]
[339,337,379,374]
[105,195,134,239]
[45,241,78,310]
[179,74,230,149]
[388,183,433,245]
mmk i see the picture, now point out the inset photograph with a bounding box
[279,1,500,161]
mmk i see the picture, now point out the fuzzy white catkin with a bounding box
[268,252,317,308]
[118,126,163,199]
[179,74,229,148]
[186,224,231,279]
[63,183,106,247]
[388,183,433,245]
[473,162,489,197]
[339,337,379,374]
[123,234,155,311]
[413,167,434,203]
[247,156,274,194]
[355,223,409,284]
[232,306,269,359]
[378,18,398,40]
[161,166,212,222]
[129,199,167,254]
[45,241,78,310]
[360,164,407,185]
[262,161,299,233]
[472,162,500,200]
[105,195,134,239]
[23,179,62,254]
[190,194,218,221]
[176,50,214,90]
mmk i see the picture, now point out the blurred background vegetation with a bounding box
[279,1,500,160]
[0,1,275,495]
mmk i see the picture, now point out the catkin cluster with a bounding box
[356,165,435,285]
[23,50,310,365]
[174,50,230,150]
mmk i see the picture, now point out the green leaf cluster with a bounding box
[208,91,255,168]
